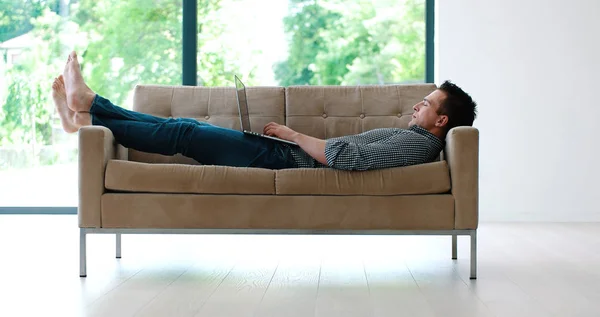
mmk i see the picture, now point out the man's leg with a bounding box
[90,97,294,168]
[61,51,209,127]
[88,93,211,126]
[54,83,291,168]
[59,51,296,169]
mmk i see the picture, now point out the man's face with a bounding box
[408,89,447,130]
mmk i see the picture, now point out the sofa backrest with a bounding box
[285,84,437,138]
[129,83,438,164]
[130,84,285,164]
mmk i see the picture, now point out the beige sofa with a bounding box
[78,83,479,279]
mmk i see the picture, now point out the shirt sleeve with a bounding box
[324,138,430,171]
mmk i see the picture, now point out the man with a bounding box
[52,51,477,171]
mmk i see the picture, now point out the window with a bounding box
[0,0,431,211]
[194,0,427,87]
[0,0,181,207]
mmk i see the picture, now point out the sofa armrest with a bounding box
[445,126,479,230]
[78,126,127,228]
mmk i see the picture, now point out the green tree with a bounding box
[0,0,59,42]
[273,0,341,86]
[335,0,426,85]
[72,0,186,106]
[275,0,425,86]
[72,0,230,107]
[0,0,231,169]
[0,8,66,147]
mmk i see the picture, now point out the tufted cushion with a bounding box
[129,84,285,164]
[285,84,437,138]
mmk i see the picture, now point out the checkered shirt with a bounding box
[285,125,445,171]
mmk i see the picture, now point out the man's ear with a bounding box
[436,115,449,128]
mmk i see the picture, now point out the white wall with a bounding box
[436,0,600,221]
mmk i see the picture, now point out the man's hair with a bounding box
[437,80,478,131]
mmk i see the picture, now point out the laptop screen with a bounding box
[235,75,251,131]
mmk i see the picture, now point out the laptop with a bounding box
[234,75,298,146]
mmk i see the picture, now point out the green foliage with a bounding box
[0,0,226,168]
[71,0,184,106]
[275,0,425,86]
[0,0,59,42]
[72,0,227,107]
[2,73,52,146]
[0,8,64,147]
[274,0,341,86]
[0,0,224,148]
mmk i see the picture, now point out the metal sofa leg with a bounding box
[80,228,87,277]
[470,230,477,279]
[452,234,458,260]
[116,233,122,259]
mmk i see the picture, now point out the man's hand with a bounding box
[263,122,328,166]
[263,122,300,142]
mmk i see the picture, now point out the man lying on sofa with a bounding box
[52,51,477,171]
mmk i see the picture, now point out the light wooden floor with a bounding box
[0,216,599,317]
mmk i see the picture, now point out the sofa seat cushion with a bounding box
[275,161,450,195]
[105,160,275,194]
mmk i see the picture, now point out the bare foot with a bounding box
[63,51,96,112]
[52,76,79,133]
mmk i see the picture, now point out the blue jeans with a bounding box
[89,94,298,169]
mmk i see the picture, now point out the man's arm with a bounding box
[292,133,327,165]
[263,122,432,170]
[263,122,327,165]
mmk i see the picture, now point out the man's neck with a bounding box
[415,125,444,140]
[430,128,445,140]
